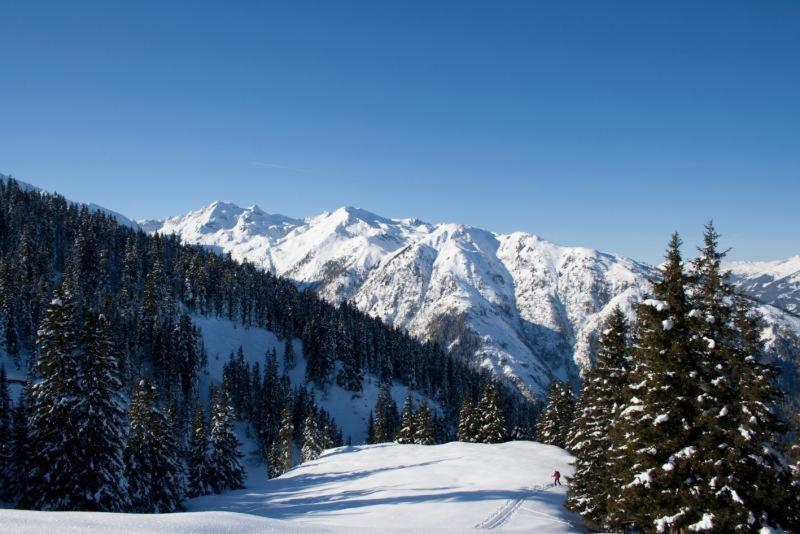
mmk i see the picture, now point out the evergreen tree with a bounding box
[566,307,630,527]
[0,367,11,501]
[373,382,399,443]
[277,406,295,475]
[283,337,295,370]
[475,380,508,444]
[535,380,575,448]
[9,391,30,503]
[301,410,324,462]
[23,293,128,511]
[396,389,416,444]
[606,234,705,530]
[187,404,212,498]
[125,377,186,513]
[267,440,283,479]
[414,398,435,445]
[208,383,245,493]
[684,224,795,531]
[457,397,476,442]
[366,411,376,445]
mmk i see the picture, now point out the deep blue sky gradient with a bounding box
[1,1,798,262]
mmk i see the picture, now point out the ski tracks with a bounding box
[473,483,552,530]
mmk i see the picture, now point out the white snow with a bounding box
[642,299,669,312]
[653,414,669,425]
[1,441,582,533]
[688,513,715,531]
[661,318,674,331]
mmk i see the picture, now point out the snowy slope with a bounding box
[0,441,580,533]
[143,202,800,400]
[727,256,800,316]
[191,314,435,448]
[186,440,580,532]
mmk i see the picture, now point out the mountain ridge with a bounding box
[141,200,800,400]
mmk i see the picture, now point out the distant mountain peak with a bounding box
[142,201,800,399]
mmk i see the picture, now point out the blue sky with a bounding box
[0,1,797,263]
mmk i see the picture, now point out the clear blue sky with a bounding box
[1,1,797,263]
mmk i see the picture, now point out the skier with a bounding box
[551,469,561,486]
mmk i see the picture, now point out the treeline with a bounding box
[535,226,800,532]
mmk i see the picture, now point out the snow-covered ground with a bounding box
[2,441,582,533]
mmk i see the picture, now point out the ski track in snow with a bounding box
[474,483,553,530]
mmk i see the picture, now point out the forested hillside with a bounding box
[0,178,534,512]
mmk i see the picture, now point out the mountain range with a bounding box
[141,201,800,400]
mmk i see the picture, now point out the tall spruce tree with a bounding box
[457,397,477,443]
[301,410,323,462]
[208,383,245,493]
[9,391,30,504]
[475,380,507,444]
[22,292,128,511]
[414,398,435,445]
[277,406,295,474]
[0,367,11,502]
[684,224,795,531]
[535,380,574,448]
[125,377,186,513]
[187,404,212,498]
[396,389,416,444]
[566,307,631,527]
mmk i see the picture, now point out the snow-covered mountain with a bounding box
[727,256,800,316]
[143,202,800,401]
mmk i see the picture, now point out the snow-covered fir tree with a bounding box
[414,398,435,445]
[0,367,11,502]
[457,397,477,442]
[125,377,186,513]
[270,406,295,477]
[396,389,416,444]
[22,293,129,511]
[208,383,245,493]
[8,387,30,503]
[605,234,704,530]
[283,337,295,370]
[475,380,507,444]
[187,404,212,498]
[366,411,376,445]
[606,228,800,531]
[373,382,399,443]
[301,409,324,462]
[535,379,574,448]
[565,307,631,528]
[681,224,795,531]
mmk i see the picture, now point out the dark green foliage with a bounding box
[301,409,323,462]
[372,382,400,443]
[535,380,574,448]
[414,398,435,445]
[566,307,630,527]
[22,292,129,511]
[601,228,797,532]
[124,377,185,513]
[0,367,11,501]
[474,380,508,444]
[396,389,416,444]
[457,397,477,442]
[187,405,212,498]
[208,383,245,493]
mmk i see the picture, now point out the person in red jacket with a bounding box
[551,469,561,486]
